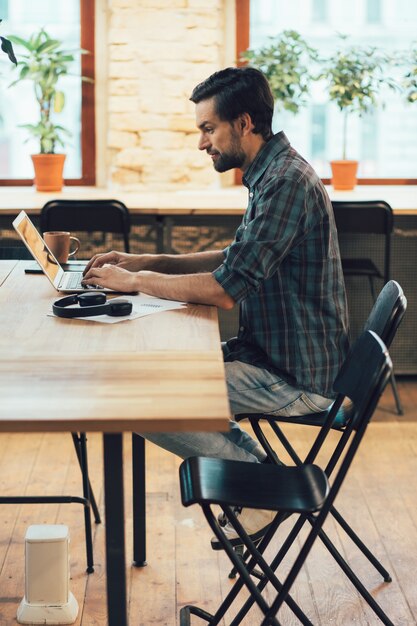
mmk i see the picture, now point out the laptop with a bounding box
[13,210,112,293]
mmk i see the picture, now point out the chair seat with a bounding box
[235,404,351,430]
[180,457,328,513]
[342,258,382,277]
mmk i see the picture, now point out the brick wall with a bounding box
[107,0,233,189]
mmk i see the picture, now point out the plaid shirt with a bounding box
[213,132,350,398]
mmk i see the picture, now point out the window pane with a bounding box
[0,0,9,20]
[249,0,417,179]
[366,0,381,24]
[312,0,327,23]
[0,0,81,179]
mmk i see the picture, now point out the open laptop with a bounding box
[13,210,112,293]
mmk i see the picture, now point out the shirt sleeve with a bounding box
[213,176,315,303]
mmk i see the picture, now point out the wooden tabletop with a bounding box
[0,261,230,433]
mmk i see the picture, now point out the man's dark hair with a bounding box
[190,67,274,141]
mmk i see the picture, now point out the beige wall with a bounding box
[97,0,236,189]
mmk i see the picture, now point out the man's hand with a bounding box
[82,263,139,293]
[83,250,142,275]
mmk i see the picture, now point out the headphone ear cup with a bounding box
[108,300,133,316]
[78,292,107,307]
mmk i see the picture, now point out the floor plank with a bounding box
[0,380,416,625]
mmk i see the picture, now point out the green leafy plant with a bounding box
[403,46,417,103]
[241,30,318,114]
[0,19,16,64]
[320,35,397,160]
[8,28,89,154]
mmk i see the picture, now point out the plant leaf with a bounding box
[0,36,17,64]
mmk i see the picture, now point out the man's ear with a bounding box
[238,112,255,135]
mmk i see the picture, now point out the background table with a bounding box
[1,186,416,373]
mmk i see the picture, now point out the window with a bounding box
[236,0,417,184]
[0,0,95,185]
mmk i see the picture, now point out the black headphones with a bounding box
[53,293,133,318]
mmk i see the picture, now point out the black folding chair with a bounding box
[233,281,406,586]
[332,200,402,414]
[179,330,393,625]
[40,198,131,254]
[37,198,131,569]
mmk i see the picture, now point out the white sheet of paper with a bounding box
[48,294,187,323]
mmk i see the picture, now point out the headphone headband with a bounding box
[53,293,132,318]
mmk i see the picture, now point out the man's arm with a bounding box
[82,264,235,309]
[84,249,225,275]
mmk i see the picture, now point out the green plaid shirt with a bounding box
[213,132,350,398]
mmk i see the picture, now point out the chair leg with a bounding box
[368,276,377,302]
[209,507,313,626]
[253,421,393,581]
[315,523,395,626]
[71,432,101,523]
[78,433,95,573]
[330,507,391,582]
[390,371,403,415]
[179,605,218,625]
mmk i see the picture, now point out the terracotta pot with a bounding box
[31,154,66,192]
[330,160,358,191]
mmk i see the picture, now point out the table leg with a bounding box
[132,433,147,566]
[103,433,128,626]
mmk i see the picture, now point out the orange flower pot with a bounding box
[330,160,358,191]
[31,154,66,192]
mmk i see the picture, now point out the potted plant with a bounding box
[241,30,318,114]
[320,36,396,190]
[8,28,88,191]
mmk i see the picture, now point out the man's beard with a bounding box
[211,131,245,172]
[212,149,245,172]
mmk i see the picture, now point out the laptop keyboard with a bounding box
[61,272,84,290]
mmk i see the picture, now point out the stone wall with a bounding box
[106,0,234,189]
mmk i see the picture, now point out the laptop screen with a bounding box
[13,211,61,283]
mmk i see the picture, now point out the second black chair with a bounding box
[332,200,402,414]
[40,198,131,254]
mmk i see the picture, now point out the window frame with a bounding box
[0,0,96,187]
[236,0,417,185]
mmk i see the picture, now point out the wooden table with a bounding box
[0,261,230,625]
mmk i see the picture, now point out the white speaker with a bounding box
[17,525,79,625]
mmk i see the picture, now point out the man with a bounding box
[83,67,350,544]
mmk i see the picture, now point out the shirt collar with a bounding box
[242,131,290,189]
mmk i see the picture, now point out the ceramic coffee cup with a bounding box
[43,231,81,264]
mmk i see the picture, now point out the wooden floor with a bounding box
[0,381,416,626]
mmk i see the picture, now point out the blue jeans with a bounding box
[143,346,332,463]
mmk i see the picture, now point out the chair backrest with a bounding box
[332,200,393,235]
[40,199,131,254]
[364,280,407,349]
[305,323,394,465]
[333,330,392,423]
[313,329,392,480]
[310,331,392,540]
[332,200,393,283]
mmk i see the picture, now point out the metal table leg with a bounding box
[132,433,147,566]
[103,433,128,626]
